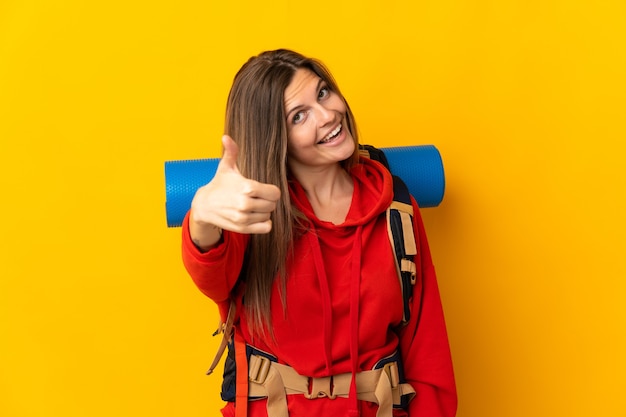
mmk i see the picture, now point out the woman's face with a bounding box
[284,68,355,175]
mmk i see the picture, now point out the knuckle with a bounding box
[233,196,252,213]
[230,211,246,224]
[240,180,256,196]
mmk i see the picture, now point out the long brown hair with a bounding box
[224,49,360,336]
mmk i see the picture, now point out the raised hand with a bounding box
[189,135,281,250]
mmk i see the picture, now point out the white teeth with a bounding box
[320,124,342,143]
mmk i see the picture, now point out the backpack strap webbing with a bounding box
[234,327,249,417]
[206,299,236,375]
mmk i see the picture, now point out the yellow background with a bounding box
[1,1,625,416]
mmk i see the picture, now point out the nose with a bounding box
[314,103,335,126]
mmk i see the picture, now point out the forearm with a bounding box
[181,212,248,302]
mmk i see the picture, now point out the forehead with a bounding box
[284,69,321,109]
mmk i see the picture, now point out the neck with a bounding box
[290,163,354,224]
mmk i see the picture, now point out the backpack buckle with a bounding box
[249,354,272,384]
[304,376,337,400]
[383,362,400,389]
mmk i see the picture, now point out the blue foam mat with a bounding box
[165,145,445,227]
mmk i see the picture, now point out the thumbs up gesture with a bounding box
[189,135,281,250]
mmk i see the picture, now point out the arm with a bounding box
[181,212,249,303]
[398,198,457,417]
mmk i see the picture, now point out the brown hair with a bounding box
[224,49,360,336]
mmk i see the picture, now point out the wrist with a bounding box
[189,216,223,253]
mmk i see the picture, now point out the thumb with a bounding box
[218,135,240,173]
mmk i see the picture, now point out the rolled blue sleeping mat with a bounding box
[164,145,445,228]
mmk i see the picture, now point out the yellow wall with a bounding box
[1,1,625,416]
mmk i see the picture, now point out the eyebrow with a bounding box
[285,77,325,119]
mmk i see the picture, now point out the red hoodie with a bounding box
[182,157,457,417]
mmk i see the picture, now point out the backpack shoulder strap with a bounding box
[360,143,419,325]
[387,175,418,325]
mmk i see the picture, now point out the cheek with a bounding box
[287,125,315,150]
[286,131,305,160]
[286,129,318,165]
[329,95,348,114]
[286,130,299,154]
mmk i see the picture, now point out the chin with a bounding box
[340,142,355,164]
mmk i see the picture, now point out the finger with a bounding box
[217,135,240,173]
[248,219,273,234]
[243,197,279,214]
[243,181,281,202]
[236,219,273,235]
[216,209,273,234]
[227,210,274,227]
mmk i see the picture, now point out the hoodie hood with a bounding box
[288,156,394,229]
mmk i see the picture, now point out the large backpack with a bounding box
[208,144,422,404]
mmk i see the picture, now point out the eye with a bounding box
[292,111,305,124]
[318,86,330,100]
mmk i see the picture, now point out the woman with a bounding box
[182,49,457,417]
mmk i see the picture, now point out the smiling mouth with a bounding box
[318,124,342,144]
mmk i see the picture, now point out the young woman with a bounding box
[182,49,457,417]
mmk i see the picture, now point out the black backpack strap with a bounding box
[387,175,418,325]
